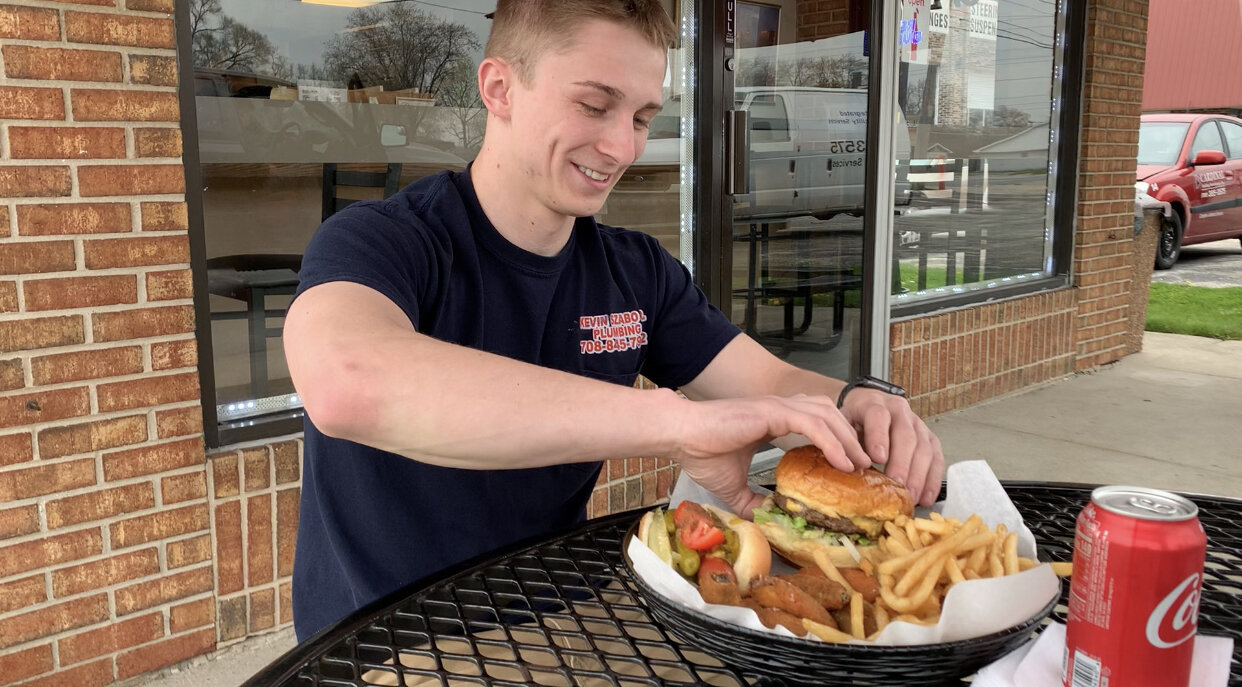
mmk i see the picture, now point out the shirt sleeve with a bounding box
[640,246,742,389]
[293,199,439,329]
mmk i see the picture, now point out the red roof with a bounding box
[1142,0,1242,111]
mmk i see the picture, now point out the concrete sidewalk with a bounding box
[131,330,1242,686]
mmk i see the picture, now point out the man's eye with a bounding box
[580,103,605,116]
[635,117,652,130]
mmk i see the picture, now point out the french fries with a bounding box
[801,513,1061,643]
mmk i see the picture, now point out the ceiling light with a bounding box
[299,0,379,8]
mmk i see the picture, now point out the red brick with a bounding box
[0,644,53,684]
[0,457,95,501]
[16,203,131,236]
[1,46,122,83]
[84,236,189,269]
[102,437,203,481]
[115,627,215,681]
[0,575,47,614]
[215,500,243,594]
[155,405,202,439]
[134,127,181,157]
[9,126,126,160]
[170,597,213,633]
[31,346,143,386]
[41,0,115,5]
[36,413,146,459]
[127,0,174,12]
[114,566,211,615]
[0,240,75,275]
[211,453,239,498]
[66,10,174,49]
[97,371,198,411]
[161,470,206,504]
[248,493,273,586]
[92,305,195,342]
[13,659,113,687]
[78,164,185,196]
[273,441,299,484]
[51,548,159,597]
[110,503,208,549]
[0,505,39,540]
[24,275,138,311]
[166,533,211,569]
[146,268,192,301]
[243,448,270,491]
[0,431,33,467]
[0,594,108,650]
[0,314,84,350]
[0,86,64,121]
[0,5,60,41]
[151,338,196,370]
[129,54,177,87]
[139,201,187,231]
[216,595,246,642]
[0,283,16,313]
[276,487,299,578]
[0,166,71,198]
[279,581,292,625]
[70,89,176,123]
[57,612,163,667]
[48,483,156,530]
[249,587,275,633]
[0,386,91,428]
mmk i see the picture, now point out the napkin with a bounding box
[973,622,1234,687]
[638,460,1060,645]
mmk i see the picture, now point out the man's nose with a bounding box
[598,115,640,166]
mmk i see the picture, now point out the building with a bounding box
[0,0,1152,684]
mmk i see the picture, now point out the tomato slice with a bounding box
[674,502,726,551]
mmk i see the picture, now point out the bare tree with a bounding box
[189,0,287,78]
[322,4,480,95]
[992,105,1032,128]
[435,60,486,151]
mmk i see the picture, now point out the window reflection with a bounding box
[893,0,1060,304]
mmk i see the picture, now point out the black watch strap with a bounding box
[836,375,906,409]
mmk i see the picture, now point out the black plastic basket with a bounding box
[622,521,1059,686]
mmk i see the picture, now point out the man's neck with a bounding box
[470,147,576,258]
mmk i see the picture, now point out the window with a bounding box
[889,0,1077,310]
[1190,121,1224,158]
[1220,121,1242,159]
[179,0,685,445]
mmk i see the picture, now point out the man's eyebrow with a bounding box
[572,80,662,111]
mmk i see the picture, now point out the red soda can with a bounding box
[1062,486,1206,687]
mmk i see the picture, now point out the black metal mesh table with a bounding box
[243,483,1242,687]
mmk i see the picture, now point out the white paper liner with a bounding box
[629,460,1060,645]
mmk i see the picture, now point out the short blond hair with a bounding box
[486,0,676,84]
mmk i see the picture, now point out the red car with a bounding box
[1137,113,1242,268]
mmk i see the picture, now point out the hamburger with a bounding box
[753,445,914,569]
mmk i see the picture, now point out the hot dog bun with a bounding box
[637,503,771,592]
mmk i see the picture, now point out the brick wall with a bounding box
[0,0,214,685]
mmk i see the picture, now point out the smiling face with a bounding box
[486,19,668,227]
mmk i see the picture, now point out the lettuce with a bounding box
[753,503,872,546]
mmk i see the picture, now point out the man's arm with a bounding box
[284,281,873,514]
[680,334,945,506]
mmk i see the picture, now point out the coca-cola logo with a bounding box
[1145,572,1201,648]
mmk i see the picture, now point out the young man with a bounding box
[284,0,943,640]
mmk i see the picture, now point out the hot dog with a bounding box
[637,501,771,593]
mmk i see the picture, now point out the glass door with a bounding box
[724,0,881,379]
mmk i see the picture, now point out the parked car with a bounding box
[1136,113,1242,268]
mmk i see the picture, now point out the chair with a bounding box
[321,163,403,221]
[206,254,302,398]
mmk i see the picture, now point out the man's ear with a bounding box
[477,57,515,120]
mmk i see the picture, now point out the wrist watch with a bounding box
[836,374,906,409]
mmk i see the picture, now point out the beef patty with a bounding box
[772,492,867,537]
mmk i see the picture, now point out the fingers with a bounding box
[848,393,945,507]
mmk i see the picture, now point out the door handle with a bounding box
[725,109,750,195]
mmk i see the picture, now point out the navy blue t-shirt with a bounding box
[291,168,740,639]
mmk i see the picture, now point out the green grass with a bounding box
[898,265,961,292]
[1145,282,1242,340]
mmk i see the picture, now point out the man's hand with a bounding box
[668,394,872,517]
[839,389,944,506]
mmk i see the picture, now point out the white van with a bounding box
[627,87,912,220]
